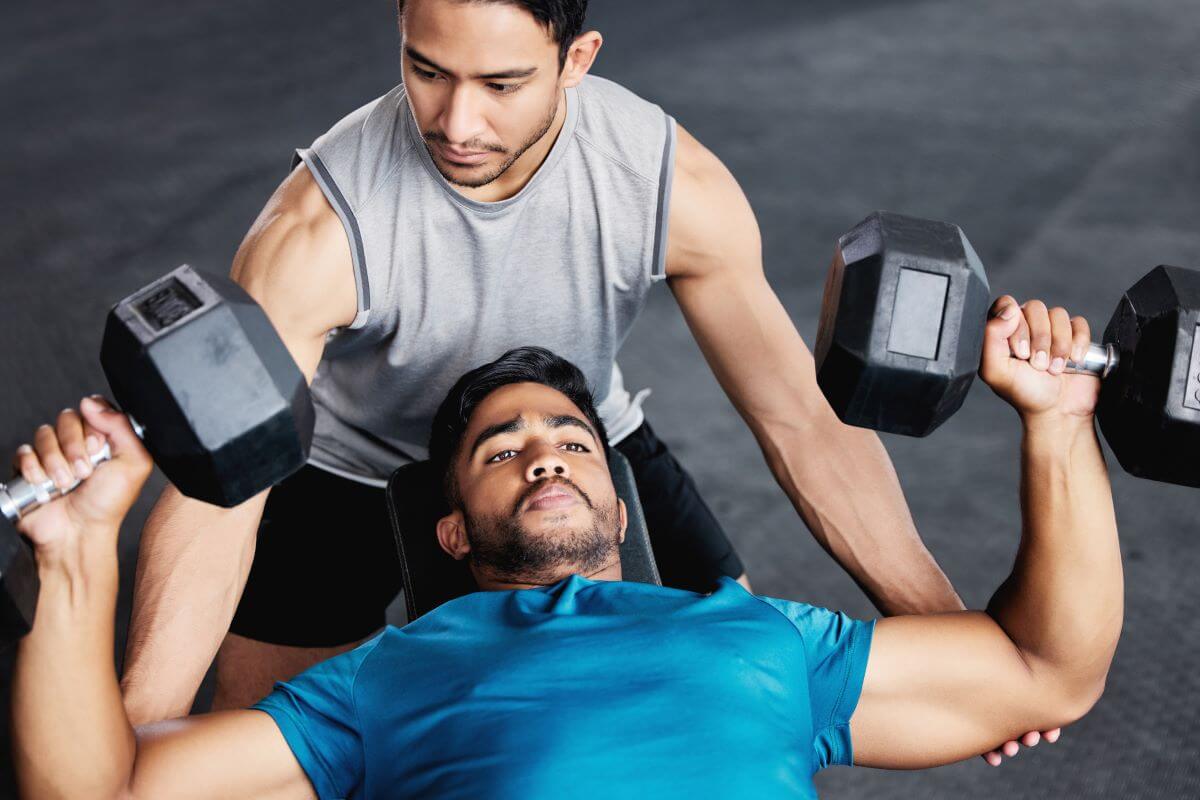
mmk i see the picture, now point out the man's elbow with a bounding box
[1064,674,1108,723]
[1039,671,1109,730]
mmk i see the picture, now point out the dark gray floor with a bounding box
[3,0,1200,797]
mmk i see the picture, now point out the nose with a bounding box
[524,441,569,483]
[439,84,487,147]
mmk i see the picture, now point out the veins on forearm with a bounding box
[762,420,962,615]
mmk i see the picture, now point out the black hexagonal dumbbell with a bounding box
[0,265,314,645]
[815,210,1200,488]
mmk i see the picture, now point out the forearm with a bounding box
[987,415,1122,700]
[12,534,136,799]
[757,410,962,615]
[121,484,265,725]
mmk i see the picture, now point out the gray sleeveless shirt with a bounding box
[294,75,677,485]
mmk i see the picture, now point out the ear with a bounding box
[616,497,627,544]
[560,30,602,88]
[436,511,471,560]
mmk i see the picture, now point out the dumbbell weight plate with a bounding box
[100,265,314,507]
[815,211,991,436]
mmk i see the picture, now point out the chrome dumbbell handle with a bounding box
[0,443,113,523]
[1063,342,1119,379]
[0,415,144,523]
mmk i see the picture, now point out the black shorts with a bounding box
[230,419,745,647]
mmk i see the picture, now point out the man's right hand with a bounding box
[11,396,152,560]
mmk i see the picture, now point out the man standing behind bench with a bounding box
[119,0,968,728]
[11,298,1120,798]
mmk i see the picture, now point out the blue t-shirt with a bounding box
[253,576,874,799]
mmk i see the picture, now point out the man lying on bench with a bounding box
[11,296,1121,800]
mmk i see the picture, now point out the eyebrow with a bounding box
[545,414,598,442]
[405,45,539,80]
[469,413,599,460]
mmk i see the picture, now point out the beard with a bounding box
[422,94,560,189]
[464,477,622,585]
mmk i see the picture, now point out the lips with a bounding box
[524,483,580,512]
[438,143,491,165]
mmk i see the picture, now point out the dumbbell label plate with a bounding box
[135,278,202,331]
[1184,323,1200,411]
[887,267,949,360]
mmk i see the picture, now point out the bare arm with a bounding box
[15,537,315,799]
[851,418,1119,766]
[849,302,1121,767]
[127,712,314,799]
[13,401,317,799]
[120,164,359,724]
[664,124,961,615]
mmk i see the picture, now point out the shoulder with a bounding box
[574,74,674,184]
[665,123,762,279]
[672,122,725,184]
[669,123,734,215]
[576,73,666,123]
[304,83,418,211]
[231,162,360,340]
[320,84,405,140]
[289,629,392,696]
[754,593,875,668]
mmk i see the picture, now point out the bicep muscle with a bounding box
[130,710,315,799]
[850,612,1069,769]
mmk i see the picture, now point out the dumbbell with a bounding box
[0,265,315,644]
[815,211,1200,488]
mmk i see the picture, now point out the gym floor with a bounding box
[3,0,1199,797]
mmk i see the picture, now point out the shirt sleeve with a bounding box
[756,596,876,769]
[252,633,385,798]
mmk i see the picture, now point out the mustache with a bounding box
[513,476,593,516]
[422,130,506,154]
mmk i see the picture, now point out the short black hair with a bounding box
[428,346,609,507]
[398,0,589,68]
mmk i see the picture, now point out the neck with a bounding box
[476,557,623,592]
[457,88,568,204]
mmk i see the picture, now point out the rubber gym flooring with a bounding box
[3,0,1199,797]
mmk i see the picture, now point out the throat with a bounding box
[475,557,623,592]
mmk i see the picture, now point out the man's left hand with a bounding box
[979,296,1100,424]
[983,728,1062,766]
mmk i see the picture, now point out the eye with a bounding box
[561,442,589,453]
[487,449,518,464]
[411,65,441,81]
[487,82,522,95]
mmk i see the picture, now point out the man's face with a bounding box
[400,0,566,189]
[437,382,626,585]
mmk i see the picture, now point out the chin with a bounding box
[442,165,502,189]
[524,508,587,531]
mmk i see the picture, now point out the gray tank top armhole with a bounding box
[649,115,678,283]
[293,147,372,330]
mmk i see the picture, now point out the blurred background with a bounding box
[3,0,1199,796]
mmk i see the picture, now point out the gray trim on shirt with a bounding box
[650,115,677,282]
[294,147,372,330]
